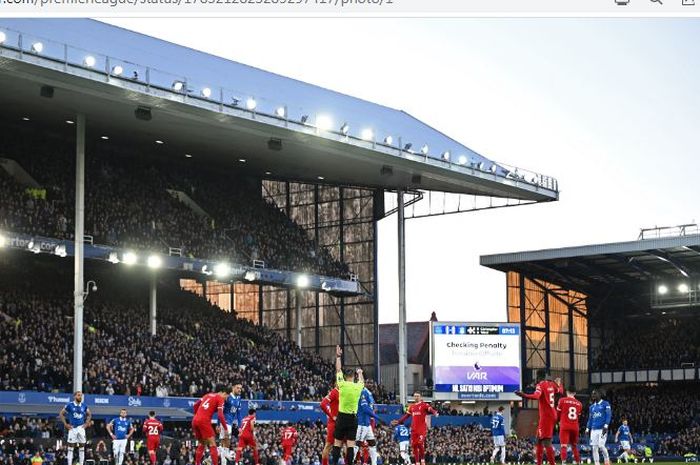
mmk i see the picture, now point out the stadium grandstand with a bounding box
[480,225,700,458]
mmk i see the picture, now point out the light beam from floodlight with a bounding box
[147,255,162,269]
[122,251,138,266]
[214,263,231,279]
[316,115,333,131]
[658,284,668,295]
[0,234,6,248]
[297,274,310,288]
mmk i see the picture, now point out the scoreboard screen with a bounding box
[430,322,521,400]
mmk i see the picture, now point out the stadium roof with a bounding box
[0,19,558,201]
[480,233,700,293]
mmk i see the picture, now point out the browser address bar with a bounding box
[0,0,697,17]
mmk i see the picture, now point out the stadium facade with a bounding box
[0,19,558,384]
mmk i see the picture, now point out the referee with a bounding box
[331,344,364,465]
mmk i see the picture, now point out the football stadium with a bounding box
[0,17,698,465]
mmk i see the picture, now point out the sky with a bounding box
[102,18,700,324]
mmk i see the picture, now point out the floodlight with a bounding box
[316,115,333,131]
[147,255,162,269]
[84,56,96,68]
[214,263,231,279]
[107,252,120,264]
[658,284,668,295]
[441,151,451,161]
[112,65,124,76]
[201,87,212,98]
[31,42,43,54]
[361,129,374,141]
[0,234,6,248]
[384,136,394,145]
[275,106,286,118]
[340,123,350,135]
[297,274,310,288]
[246,98,257,111]
[678,283,690,293]
[403,143,413,151]
[122,251,138,266]
[458,155,468,165]
[420,144,429,155]
[172,81,184,92]
[0,32,6,44]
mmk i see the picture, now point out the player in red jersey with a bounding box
[392,392,439,465]
[235,409,259,465]
[515,370,563,465]
[280,425,298,465]
[320,383,339,465]
[143,411,164,465]
[192,386,230,465]
[557,387,583,465]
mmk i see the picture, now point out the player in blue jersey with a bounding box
[393,423,411,465]
[107,408,135,465]
[59,391,92,465]
[615,419,635,463]
[219,382,244,465]
[355,382,381,465]
[586,390,612,465]
[490,406,507,465]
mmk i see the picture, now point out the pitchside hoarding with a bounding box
[430,322,521,400]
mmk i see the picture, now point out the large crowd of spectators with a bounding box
[592,317,700,371]
[658,426,700,456]
[0,123,351,278]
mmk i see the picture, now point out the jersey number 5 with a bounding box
[548,393,555,408]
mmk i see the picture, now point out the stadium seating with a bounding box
[592,317,700,371]
[0,123,350,278]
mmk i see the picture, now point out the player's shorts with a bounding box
[219,424,233,440]
[410,432,426,447]
[282,445,293,460]
[356,425,376,442]
[67,426,87,444]
[334,413,358,442]
[113,439,128,455]
[560,429,579,445]
[399,441,409,453]
[590,429,607,447]
[146,437,160,452]
[536,419,555,440]
[493,435,506,447]
[238,435,256,449]
[620,440,631,450]
[192,419,215,441]
[326,421,336,444]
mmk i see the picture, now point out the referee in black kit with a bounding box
[331,344,365,465]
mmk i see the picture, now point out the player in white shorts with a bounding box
[60,391,92,465]
[394,424,411,465]
[108,409,135,465]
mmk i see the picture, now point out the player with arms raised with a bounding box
[557,386,583,465]
[235,408,259,465]
[192,386,230,465]
[514,369,563,465]
[280,424,298,465]
[143,411,164,465]
[391,392,438,465]
[59,391,92,465]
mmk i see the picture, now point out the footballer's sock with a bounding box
[346,448,355,465]
[500,446,506,464]
[331,446,341,465]
[561,446,568,464]
[601,447,610,465]
[546,446,556,465]
[209,446,219,465]
[220,448,227,465]
[322,453,329,465]
[536,443,544,465]
[149,450,157,465]
[252,448,259,465]
[67,449,74,465]
[369,446,378,465]
[413,445,421,465]
[400,451,410,465]
[492,449,499,463]
[78,448,85,465]
[592,446,600,465]
[573,447,581,464]
[195,445,205,465]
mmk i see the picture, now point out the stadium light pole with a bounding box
[295,289,302,348]
[150,274,157,336]
[397,189,407,406]
[73,113,86,393]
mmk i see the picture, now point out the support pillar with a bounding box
[72,113,86,393]
[295,289,302,348]
[398,189,407,405]
[150,275,157,336]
